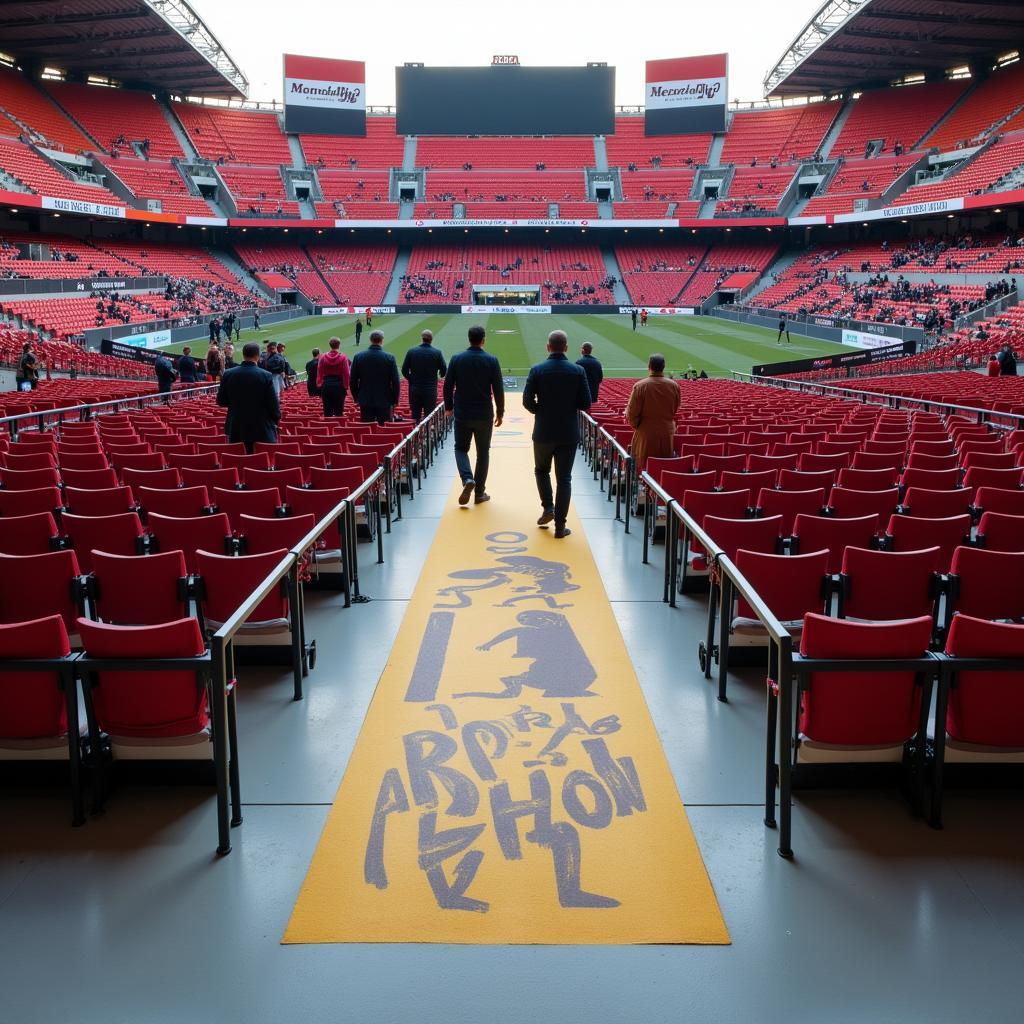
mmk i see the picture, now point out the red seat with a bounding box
[645,456,694,485]
[61,512,145,572]
[211,487,282,532]
[778,468,834,498]
[2,452,57,471]
[0,486,62,517]
[180,467,240,491]
[976,512,1024,552]
[905,453,959,472]
[0,512,60,555]
[899,467,961,492]
[63,486,136,517]
[274,452,328,482]
[243,467,306,492]
[59,467,120,491]
[963,467,1024,495]
[828,487,899,521]
[122,467,182,491]
[285,486,349,556]
[851,452,903,472]
[959,451,1016,471]
[137,486,210,519]
[748,453,797,474]
[732,548,829,627]
[947,546,1024,622]
[659,471,718,505]
[0,615,73,741]
[839,546,941,621]
[309,466,367,493]
[147,512,233,573]
[756,487,825,535]
[886,514,971,570]
[899,487,970,519]
[239,513,317,555]
[798,452,852,473]
[89,549,190,625]
[681,489,751,556]
[719,469,777,495]
[1,466,62,491]
[695,454,745,482]
[166,452,220,471]
[220,452,271,471]
[0,549,83,635]
[792,513,879,574]
[838,467,899,491]
[196,548,291,629]
[972,487,1024,516]
[702,514,782,561]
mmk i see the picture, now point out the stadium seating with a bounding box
[299,117,405,169]
[103,159,212,216]
[0,137,123,205]
[924,61,1024,151]
[172,102,291,164]
[0,64,92,152]
[802,154,918,215]
[605,116,711,168]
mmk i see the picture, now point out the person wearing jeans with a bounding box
[522,330,592,539]
[443,324,504,506]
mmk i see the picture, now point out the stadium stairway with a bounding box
[402,135,417,173]
[212,247,267,297]
[819,96,856,158]
[916,78,983,149]
[287,133,307,169]
[43,89,104,153]
[600,243,631,303]
[593,134,609,172]
[159,100,201,161]
[383,246,412,304]
[706,130,726,166]
[741,247,806,303]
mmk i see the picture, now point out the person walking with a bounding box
[177,346,197,385]
[998,343,1018,376]
[253,309,260,332]
[402,329,447,422]
[350,329,400,425]
[777,316,791,344]
[631,308,638,331]
[154,352,177,402]
[277,342,295,388]
[575,342,603,403]
[16,342,39,391]
[264,341,286,397]
[625,353,681,471]
[354,317,363,347]
[443,324,504,506]
[216,341,281,453]
[640,308,648,328]
[317,337,351,417]
[523,330,592,539]
[306,348,322,397]
[365,307,373,330]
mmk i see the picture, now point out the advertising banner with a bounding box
[320,305,396,316]
[645,54,727,135]
[41,195,126,219]
[618,306,695,315]
[284,54,366,135]
[460,305,553,314]
[752,341,916,377]
[840,328,902,350]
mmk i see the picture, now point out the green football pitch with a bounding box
[170,312,855,378]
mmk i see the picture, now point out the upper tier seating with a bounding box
[716,166,795,216]
[172,103,291,165]
[924,61,1024,152]
[615,243,708,305]
[46,82,182,159]
[802,154,918,216]
[720,101,840,164]
[675,243,778,305]
[0,137,123,205]
[417,137,596,169]
[0,66,92,152]
[314,170,391,217]
[299,117,405,169]
[618,170,696,216]
[830,80,970,158]
[605,116,711,168]
[218,165,300,218]
[101,159,211,216]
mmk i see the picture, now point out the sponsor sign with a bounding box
[645,54,727,135]
[491,55,520,65]
[283,54,366,135]
[106,334,172,361]
[41,195,125,219]
[752,341,915,377]
[461,305,552,314]
[841,328,901,350]
[617,306,694,315]
[833,196,964,225]
[320,305,395,316]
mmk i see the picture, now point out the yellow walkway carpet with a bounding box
[284,422,729,944]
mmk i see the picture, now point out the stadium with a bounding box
[1,0,1023,1019]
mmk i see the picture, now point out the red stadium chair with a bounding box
[242,467,306,492]
[839,546,941,621]
[60,467,120,491]
[1,466,62,491]
[239,513,316,555]
[211,487,282,532]
[899,467,961,492]
[181,467,240,491]
[89,549,190,625]
[195,548,291,631]
[0,549,84,636]
[63,486,136,517]
[137,486,211,519]
[719,469,778,495]
[828,486,899,521]
[756,487,825,535]
[61,512,145,572]
[122,467,182,492]
[947,546,1024,623]
[792,513,879,573]
[885,514,971,570]
[147,512,234,572]
[838,467,900,491]
[0,486,62,517]
[976,512,1024,552]
[748,453,798,474]
[798,452,852,474]
[56,452,110,472]
[0,512,61,555]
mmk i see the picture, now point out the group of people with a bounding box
[987,344,1018,377]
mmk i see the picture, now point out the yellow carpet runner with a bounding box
[284,418,729,944]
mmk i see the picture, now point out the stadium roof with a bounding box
[765,0,1024,97]
[0,0,248,98]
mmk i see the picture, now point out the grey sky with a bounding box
[192,0,814,107]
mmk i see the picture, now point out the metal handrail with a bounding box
[594,424,633,531]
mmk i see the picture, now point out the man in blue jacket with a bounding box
[350,329,401,425]
[443,324,504,506]
[522,330,592,539]
[216,341,280,453]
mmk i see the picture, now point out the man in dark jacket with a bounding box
[443,324,504,505]
[575,342,603,403]
[998,343,1018,376]
[305,348,322,397]
[154,353,177,401]
[216,341,280,453]
[402,329,447,422]
[263,341,286,397]
[350,330,400,425]
[354,317,363,347]
[177,346,197,384]
[223,343,237,369]
[523,330,592,538]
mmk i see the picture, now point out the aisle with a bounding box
[285,421,729,945]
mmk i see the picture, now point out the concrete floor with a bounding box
[1,450,1022,1024]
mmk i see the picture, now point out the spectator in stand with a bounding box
[402,329,448,423]
[277,343,295,386]
[154,352,177,402]
[264,341,286,397]
[998,343,1018,376]
[523,330,592,539]
[576,342,603,402]
[987,353,1001,377]
[205,341,223,382]
[223,343,237,370]
[217,341,280,453]
[355,317,363,347]
[317,338,351,417]
[625,354,681,471]
[350,330,400,426]
[306,347,322,397]
[177,346,197,384]
[16,342,38,391]
[444,324,504,506]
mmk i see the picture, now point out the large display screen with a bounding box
[395,66,615,136]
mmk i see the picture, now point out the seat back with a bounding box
[645,456,694,485]
[792,513,879,574]
[840,546,941,621]
[122,467,182,492]
[828,487,899,521]
[798,452,851,473]
[309,466,366,493]
[147,512,233,573]
[733,548,829,622]
[180,467,240,491]
[0,486,62,517]
[963,467,1024,495]
[91,549,189,625]
[756,487,825,535]
[948,546,1024,622]
[659,471,717,504]
[900,487,970,519]
[285,486,348,552]
[1,466,62,491]
[137,486,210,519]
[0,549,82,633]
[211,487,282,532]
[196,548,290,627]
[61,512,145,572]
[778,469,834,497]
[243,467,306,492]
[838,467,899,491]
[0,511,59,555]
[703,515,782,561]
[976,511,1024,552]
[900,467,961,492]
[0,615,71,739]
[63,486,135,517]
[885,514,971,570]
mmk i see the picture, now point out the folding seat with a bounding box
[180,467,240,491]
[899,467,961,492]
[255,441,302,458]
[794,430,828,444]
[748,453,798,474]
[852,452,903,472]
[63,486,136,517]
[147,512,234,572]
[791,513,879,573]
[681,489,752,560]
[239,513,317,556]
[56,452,109,471]
[976,512,1024,552]
[110,453,167,480]
[2,451,57,471]
[1,466,62,491]
[726,442,769,459]
[137,486,211,519]
[331,452,381,480]
[659,471,718,506]
[273,452,328,482]
[962,467,1024,495]
[309,466,367,492]
[303,441,348,464]
[798,452,852,473]
[196,441,245,455]
[960,451,1017,471]
[795,612,934,761]
[905,452,959,472]
[1002,429,1024,452]
[899,487,970,519]
[839,546,941,621]
[211,487,283,533]
[195,548,292,632]
[779,469,834,498]
[121,467,182,492]
[703,431,744,445]
[88,549,190,626]
[220,452,271,472]
[61,512,145,573]
[972,487,1024,517]
[817,439,862,457]
[0,550,85,636]
[771,441,813,457]
[885,514,971,570]
[696,454,745,482]
[838,467,900,491]
[104,443,152,458]
[946,547,1024,623]
[862,440,907,456]
[0,486,62,517]
[60,467,120,491]
[644,455,695,484]
[910,439,955,457]
[719,469,777,495]
[703,514,783,560]
[56,441,103,456]
[243,467,306,492]
[286,486,349,562]
[166,452,220,471]
[756,488,825,536]
[152,443,196,457]
[0,615,83,824]
[0,512,60,555]
[679,442,725,460]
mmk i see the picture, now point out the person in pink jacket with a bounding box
[316,336,351,417]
